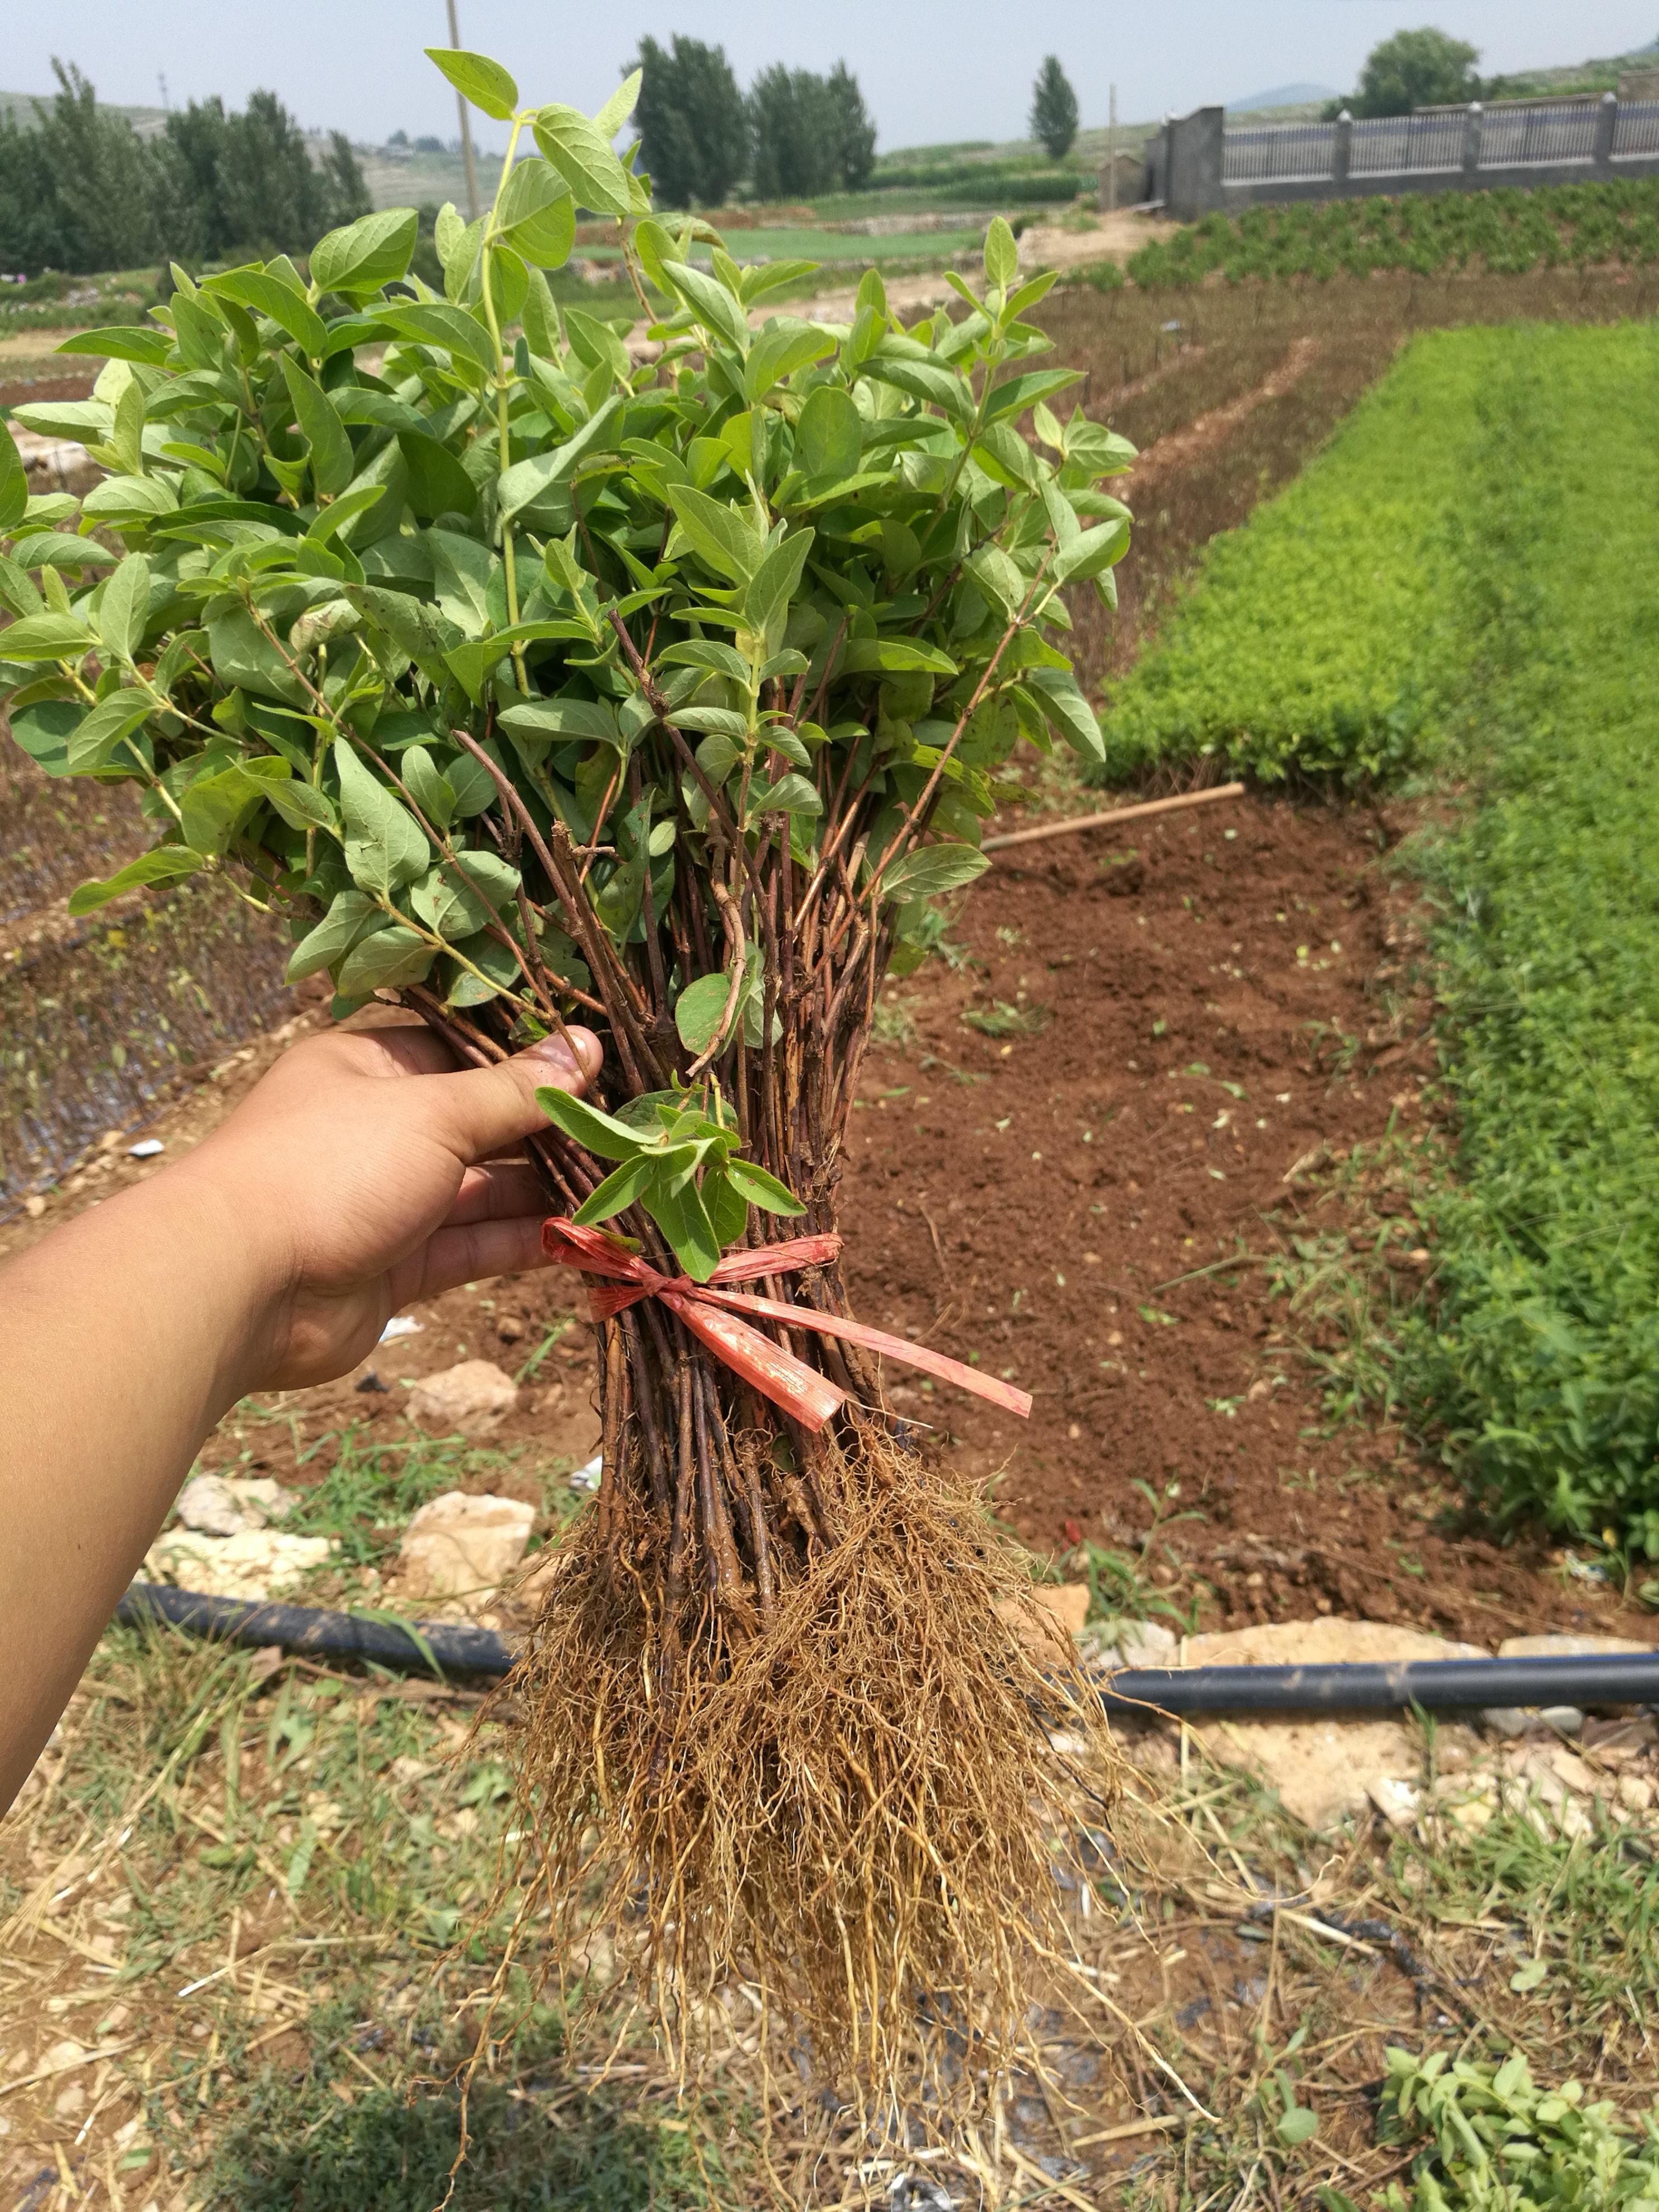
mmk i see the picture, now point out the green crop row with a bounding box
[1094,327,1489,788]
[1129,178,1659,289]
[1397,323,1659,1556]
[1099,318,1659,1551]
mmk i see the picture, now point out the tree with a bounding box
[1030,55,1080,161]
[627,34,748,208]
[1351,27,1481,117]
[749,64,836,198]
[827,61,876,190]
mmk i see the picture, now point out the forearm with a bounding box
[0,1168,273,1807]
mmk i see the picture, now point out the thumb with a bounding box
[429,1026,604,1161]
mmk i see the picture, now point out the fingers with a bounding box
[414,1214,557,1304]
[427,1027,604,1163]
[443,1161,550,1229]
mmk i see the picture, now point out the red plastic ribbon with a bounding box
[540,1216,1034,1435]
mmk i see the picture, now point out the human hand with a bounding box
[174,1019,601,1394]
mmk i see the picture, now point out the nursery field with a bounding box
[8,269,1659,2209]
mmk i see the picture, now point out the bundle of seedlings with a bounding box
[0,45,1135,2097]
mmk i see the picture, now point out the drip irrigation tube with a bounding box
[117,1584,1659,1713]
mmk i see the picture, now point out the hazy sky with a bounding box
[9,3,1657,150]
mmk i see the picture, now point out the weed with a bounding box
[962,1000,1051,1038]
[1075,1476,1207,1630]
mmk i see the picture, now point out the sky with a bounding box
[8,3,1658,151]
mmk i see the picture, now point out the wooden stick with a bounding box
[982,782,1246,853]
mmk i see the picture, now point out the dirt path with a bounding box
[1123,334,1323,494]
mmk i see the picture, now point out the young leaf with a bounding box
[64,691,153,772]
[0,612,97,660]
[879,844,991,901]
[536,1086,647,1162]
[724,1157,807,1217]
[98,554,152,664]
[795,385,862,481]
[532,103,633,219]
[280,358,355,499]
[675,970,741,1056]
[333,740,430,894]
[984,215,1019,292]
[660,259,750,355]
[644,1174,722,1283]
[310,208,420,299]
[701,1167,748,1250]
[66,846,201,915]
[571,1153,658,1228]
[263,778,339,833]
[286,889,383,983]
[592,69,642,143]
[423,47,519,122]
[0,427,26,532]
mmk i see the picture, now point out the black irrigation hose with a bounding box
[118,1583,1659,1712]
[117,1582,512,1677]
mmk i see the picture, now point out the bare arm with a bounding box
[0,1020,600,1812]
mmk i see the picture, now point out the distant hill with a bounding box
[0,86,168,137]
[1227,83,1339,113]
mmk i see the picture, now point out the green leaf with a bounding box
[286,888,380,982]
[98,554,152,663]
[643,1173,721,1283]
[372,299,498,377]
[661,259,750,354]
[532,103,633,220]
[1023,667,1104,762]
[496,157,575,269]
[744,318,835,401]
[839,637,957,677]
[333,740,430,894]
[675,970,740,1056]
[1510,1957,1549,1993]
[984,216,1019,292]
[66,845,201,914]
[983,367,1082,425]
[55,326,174,367]
[10,531,117,571]
[0,426,26,532]
[592,69,642,143]
[310,208,419,299]
[402,745,457,828]
[751,772,821,818]
[743,528,814,651]
[501,695,622,749]
[336,917,435,995]
[280,359,355,500]
[795,385,861,481]
[263,778,338,833]
[410,850,521,939]
[1275,2108,1318,2147]
[536,1086,647,1162]
[701,1166,748,1250]
[397,430,479,520]
[65,690,153,773]
[205,602,307,707]
[666,483,766,583]
[571,1153,658,1228]
[0,612,96,661]
[724,1157,807,1217]
[497,393,624,520]
[880,843,990,901]
[423,47,518,122]
[864,355,973,425]
[1053,517,1131,586]
[204,269,328,358]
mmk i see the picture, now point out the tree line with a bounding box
[0,62,369,279]
[627,38,877,207]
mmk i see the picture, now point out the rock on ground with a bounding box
[394,1491,535,1607]
[173,1474,296,1536]
[408,1359,520,1434]
[997,1582,1092,1655]
[142,1527,333,1602]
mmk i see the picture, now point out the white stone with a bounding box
[141,1527,333,1601]
[395,1490,535,1603]
[1497,1633,1653,1657]
[409,1359,520,1433]
[174,1475,296,1536]
[1366,1776,1421,1827]
[1119,1619,1180,1669]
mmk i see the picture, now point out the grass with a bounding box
[1128,177,1659,291]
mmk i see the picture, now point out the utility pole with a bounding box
[446,0,482,221]
[1108,82,1118,212]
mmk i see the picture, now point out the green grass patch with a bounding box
[1129,177,1659,290]
[1096,327,1495,788]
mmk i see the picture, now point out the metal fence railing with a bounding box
[1477,100,1602,167]
[1613,100,1659,158]
[1349,110,1468,177]
[1221,122,1337,186]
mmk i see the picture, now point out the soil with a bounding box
[6,788,1655,1653]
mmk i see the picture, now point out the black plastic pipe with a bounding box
[116,1583,1659,1714]
[117,1582,511,1676]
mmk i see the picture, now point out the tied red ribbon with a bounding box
[540,1216,1033,1436]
